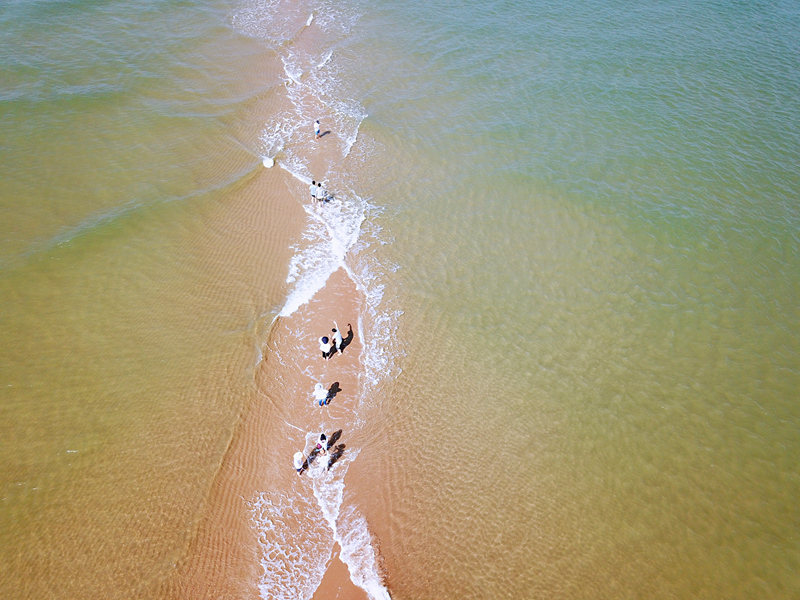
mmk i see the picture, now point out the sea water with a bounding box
[0,0,292,597]
[338,1,800,598]
[2,0,799,598]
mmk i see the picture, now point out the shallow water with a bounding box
[341,0,800,597]
[0,1,293,597]
[2,0,799,597]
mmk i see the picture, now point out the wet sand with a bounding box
[165,162,375,597]
[163,8,385,592]
[311,544,370,600]
[166,269,372,597]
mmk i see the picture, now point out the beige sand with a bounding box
[163,12,385,594]
[311,544,370,600]
[164,152,377,597]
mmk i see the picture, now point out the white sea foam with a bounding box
[270,194,393,600]
[277,184,365,317]
[317,51,333,70]
[281,54,303,84]
[309,450,391,600]
[251,444,390,599]
[337,507,391,600]
[250,492,332,600]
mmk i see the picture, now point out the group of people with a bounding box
[293,321,354,475]
[309,180,333,204]
[293,424,347,475]
[293,119,352,476]
[293,429,346,475]
[310,119,335,204]
[318,321,352,359]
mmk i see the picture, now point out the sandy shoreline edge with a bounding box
[164,115,378,600]
[162,5,388,594]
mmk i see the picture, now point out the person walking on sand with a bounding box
[314,119,321,139]
[313,383,328,407]
[316,433,328,455]
[319,335,334,359]
[332,322,343,352]
[309,180,318,201]
[315,182,331,203]
[293,451,305,475]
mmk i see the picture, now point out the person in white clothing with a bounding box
[314,383,328,407]
[331,322,343,351]
[309,180,318,200]
[315,182,330,203]
[314,119,321,139]
[319,335,334,359]
[293,451,305,474]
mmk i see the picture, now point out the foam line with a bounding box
[279,160,311,185]
[281,55,303,84]
[317,51,333,69]
[309,457,390,600]
[337,512,391,600]
[278,202,364,317]
[250,492,332,600]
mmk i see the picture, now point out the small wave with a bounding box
[281,54,303,84]
[317,51,333,70]
[250,492,332,600]
[337,507,391,600]
[232,0,304,47]
[244,1,367,165]
[258,117,297,170]
[311,462,392,600]
[1,159,262,271]
[278,191,366,317]
[251,446,389,600]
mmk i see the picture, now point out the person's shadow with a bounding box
[327,444,346,470]
[325,382,342,406]
[301,449,318,473]
[319,130,332,138]
[339,324,354,353]
[326,429,342,449]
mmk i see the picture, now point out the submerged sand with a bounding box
[165,182,374,598]
[165,85,379,600]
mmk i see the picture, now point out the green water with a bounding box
[0,1,291,597]
[343,0,800,597]
[1,0,799,597]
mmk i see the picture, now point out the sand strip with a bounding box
[165,8,383,595]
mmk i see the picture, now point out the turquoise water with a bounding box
[1,0,799,597]
[340,0,800,597]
